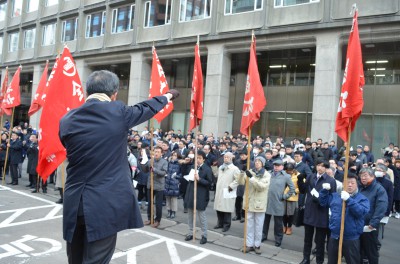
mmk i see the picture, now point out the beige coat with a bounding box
[213,163,241,212]
[240,169,271,213]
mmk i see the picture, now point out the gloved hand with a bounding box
[166,89,180,100]
[245,170,253,178]
[322,183,331,190]
[341,191,350,201]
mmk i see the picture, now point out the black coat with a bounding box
[9,139,23,165]
[185,163,213,211]
[298,173,337,228]
[26,142,38,175]
[59,96,168,243]
[394,167,400,201]
[295,161,313,179]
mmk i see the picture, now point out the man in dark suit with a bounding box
[59,70,179,264]
[7,131,23,185]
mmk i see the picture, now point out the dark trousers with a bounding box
[147,189,163,222]
[234,196,244,219]
[327,237,360,264]
[136,184,147,202]
[216,211,231,228]
[32,175,47,190]
[67,216,117,264]
[263,214,284,243]
[283,215,294,228]
[303,224,328,263]
[10,163,18,183]
[360,230,380,264]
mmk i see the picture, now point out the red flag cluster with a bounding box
[28,61,49,116]
[1,66,21,116]
[0,67,9,116]
[335,10,364,142]
[37,47,84,182]
[189,43,204,131]
[149,47,173,123]
[240,37,267,136]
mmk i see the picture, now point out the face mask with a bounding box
[279,152,285,158]
[188,154,195,159]
[375,171,384,178]
[253,149,259,155]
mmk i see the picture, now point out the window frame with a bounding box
[23,28,36,49]
[179,0,211,23]
[224,0,263,15]
[12,0,23,18]
[144,0,172,28]
[0,36,3,55]
[0,1,7,21]
[85,11,106,38]
[61,17,78,42]
[111,4,135,34]
[42,23,57,46]
[26,0,39,13]
[274,0,319,8]
[45,0,58,7]
[8,32,19,52]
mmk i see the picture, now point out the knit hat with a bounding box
[255,156,266,166]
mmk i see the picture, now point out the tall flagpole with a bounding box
[337,118,352,264]
[150,119,155,225]
[192,118,198,242]
[2,107,15,185]
[243,128,251,252]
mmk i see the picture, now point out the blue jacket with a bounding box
[359,179,388,229]
[59,96,168,243]
[164,160,181,197]
[376,176,394,216]
[319,189,369,240]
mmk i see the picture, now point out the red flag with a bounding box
[28,61,49,116]
[189,43,203,131]
[37,47,85,182]
[1,66,21,116]
[335,10,364,142]
[0,67,9,116]
[149,46,173,123]
[240,37,266,136]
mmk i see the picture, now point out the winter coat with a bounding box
[285,171,300,202]
[298,173,337,228]
[394,167,400,201]
[266,170,295,216]
[239,168,270,213]
[376,176,394,216]
[164,160,181,197]
[319,189,369,240]
[9,139,23,165]
[185,163,213,211]
[359,179,388,229]
[144,157,168,191]
[26,142,38,175]
[214,163,240,212]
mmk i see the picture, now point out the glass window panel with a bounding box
[23,28,36,49]
[285,113,307,141]
[62,18,78,42]
[86,12,105,38]
[27,0,39,12]
[42,23,56,46]
[112,5,134,33]
[172,112,187,132]
[372,115,399,159]
[46,0,58,7]
[179,0,211,22]
[9,32,19,52]
[12,0,22,17]
[144,0,172,27]
[0,36,3,54]
[266,112,285,138]
[0,2,6,21]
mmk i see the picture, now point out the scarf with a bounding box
[86,93,111,102]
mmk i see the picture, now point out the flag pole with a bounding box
[150,119,155,225]
[337,118,352,264]
[243,128,251,253]
[2,107,15,185]
[193,119,198,242]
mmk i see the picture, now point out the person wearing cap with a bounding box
[239,155,271,254]
[213,152,241,232]
[297,159,337,264]
[262,159,295,247]
[319,173,370,264]
[59,70,180,263]
[358,167,388,264]
[356,145,368,165]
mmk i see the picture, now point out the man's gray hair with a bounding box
[375,163,388,172]
[86,70,119,97]
[359,167,375,177]
[224,152,234,159]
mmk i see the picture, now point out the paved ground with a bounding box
[1,169,399,264]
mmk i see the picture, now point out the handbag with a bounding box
[293,206,305,227]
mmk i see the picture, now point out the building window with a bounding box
[8,32,19,52]
[45,0,58,7]
[144,0,172,27]
[86,11,106,38]
[179,0,211,22]
[62,18,78,42]
[112,5,134,33]
[274,0,319,8]
[0,2,7,21]
[27,0,39,12]
[12,0,22,17]
[42,23,56,46]
[0,36,3,55]
[23,28,35,49]
[225,0,262,15]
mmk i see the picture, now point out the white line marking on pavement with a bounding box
[181,251,210,264]
[0,185,56,205]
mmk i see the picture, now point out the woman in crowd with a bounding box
[164,152,181,219]
[283,162,300,235]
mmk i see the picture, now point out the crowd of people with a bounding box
[128,129,399,264]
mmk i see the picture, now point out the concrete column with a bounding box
[28,64,43,130]
[128,51,151,132]
[203,43,231,137]
[75,58,92,95]
[311,31,342,142]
